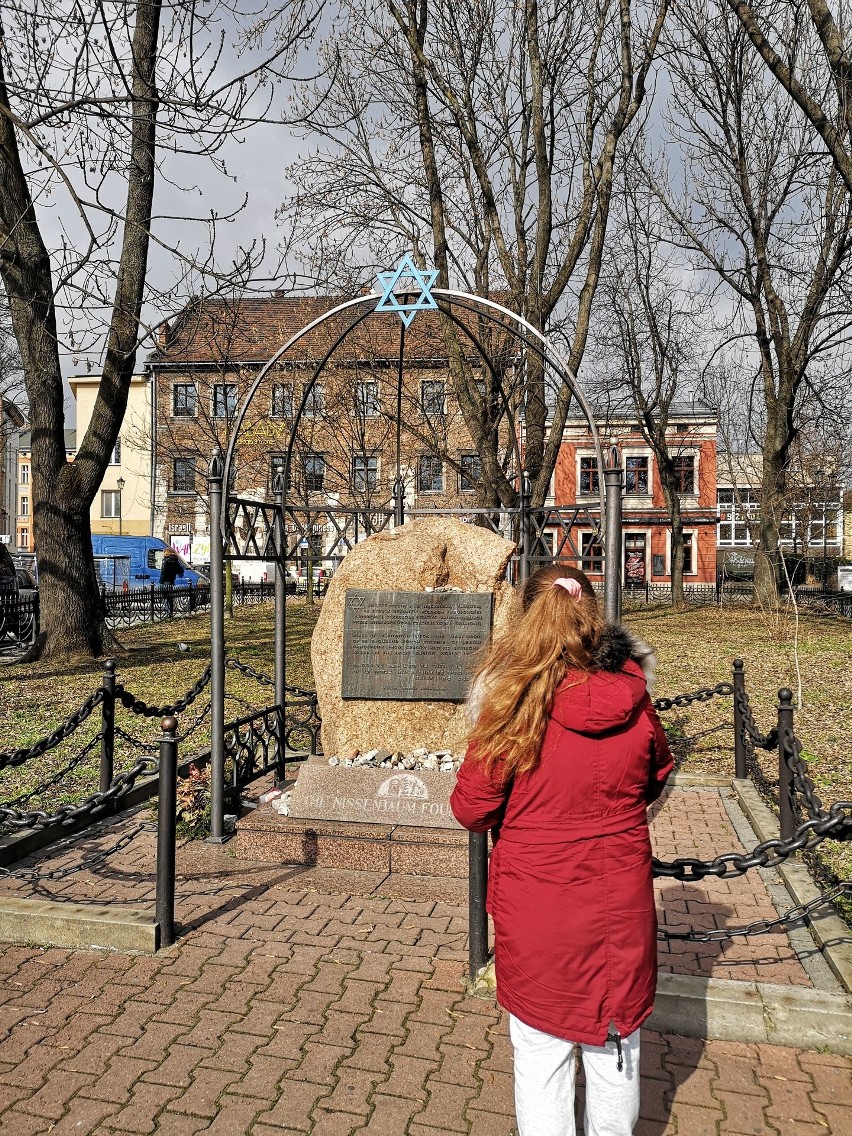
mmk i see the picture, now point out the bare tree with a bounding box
[725,0,852,194]
[281,0,669,510]
[594,175,712,605]
[0,0,318,658]
[656,0,852,605]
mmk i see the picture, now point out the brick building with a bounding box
[554,404,719,586]
[147,294,517,565]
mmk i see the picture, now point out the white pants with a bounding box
[509,1014,641,1136]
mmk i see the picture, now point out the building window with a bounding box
[459,454,481,493]
[353,454,378,491]
[418,455,444,493]
[581,532,603,573]
[673,454,695,494]
[675,423,689,434]
[625,455,649,494]
[421,380,446,418]
[109,438,122,466]
[717,488,760,546]
[20,463,29,485]
[19,495,29,517]
[303,453,326,492]
[18,527,28,548]
[303,384,325,417]
[579,456,599,496]
[355,381,379,418]
[682,532,693,573]
[271,383,293,418]
[172,457,196,494]
[101,490,121,518]
[172,383,197,417]
[212,383,238,419]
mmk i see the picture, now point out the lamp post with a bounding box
[116,477,125,536]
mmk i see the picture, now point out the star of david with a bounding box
[375,254,439,327]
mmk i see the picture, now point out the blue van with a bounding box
[90,536,207,589]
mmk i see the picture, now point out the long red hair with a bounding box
[467,564,604,783]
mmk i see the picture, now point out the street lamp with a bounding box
[116,477,125,537]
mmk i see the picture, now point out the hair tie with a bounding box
[553,577,582,598]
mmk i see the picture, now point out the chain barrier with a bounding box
[0,734,103,809]
[734,686,779,750]
[0,823,156,881]
[0,757,159,832]
[659,879,852,941]
[115,725,160,753]
[116,664,212,718]
[225,656,275,688]
[652,682,733,713]
[653,800,852,881]
[0,689,104,772]
[782,728,826,821]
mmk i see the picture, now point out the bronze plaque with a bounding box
[341,589,492,701]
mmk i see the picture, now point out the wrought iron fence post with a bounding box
[208,451,227,844]
[518,470,531,583]
[732,659,748,780]
[149,584,156,624]
[603,446,623,623]
[100,659,116,794]
[468,831,489,980]
[155,715,178,949]
[777,688,796,843]
[273,468,287,782]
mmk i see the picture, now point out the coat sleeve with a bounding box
[643,696,674,802]
[450,745,510,833]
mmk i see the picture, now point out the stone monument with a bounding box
[310,516,516,756]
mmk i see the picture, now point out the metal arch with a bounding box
[220,287,608,539]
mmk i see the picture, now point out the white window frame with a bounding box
[672,449,699,498]
[212,382,238,419]
[352,453,379,492]
[667,528,699,577]
[20,463,29,485]
[101,490,121,518]
[622,449,653,499]
[171,382,198,418]
[575,451,600,498]
[355,380,379,419]
[19,494,29,517]
[623,529,651,584]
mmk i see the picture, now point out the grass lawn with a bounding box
[1,597,849,893]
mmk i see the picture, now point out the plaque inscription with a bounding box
[341,589,492,701]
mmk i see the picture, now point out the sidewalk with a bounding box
[0,786,848,1135]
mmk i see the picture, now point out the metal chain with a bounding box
[115,725,160,753]
[0,689,104,771]
[0,823,156,881]
[653,800,852,881]
[782,729,825,820]
[652,682,733,713]
[734,686,778,750]
[117,664,212,718]
[659,880,852,941]
[0,734,103,809]
[0,757,159,831]
[225,656,275,687]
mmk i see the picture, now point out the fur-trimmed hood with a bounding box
[594,623,657,693]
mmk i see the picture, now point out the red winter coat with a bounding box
[451,659,673,1046]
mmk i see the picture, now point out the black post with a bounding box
[273,467,287,783]
[603,446,623,623]
[732,659,748,780]
[777,688,796,843]
[468,831,489,981]
[149,584,156,624]
[518,470,531,583]
[100,659,116,794]
[208,451,227,843]
[155,715,178,950]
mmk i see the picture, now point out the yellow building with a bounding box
[68,373,152,537]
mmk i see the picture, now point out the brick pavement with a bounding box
[0,787,848,1133]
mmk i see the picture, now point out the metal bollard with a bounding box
[777,689,796,844]
[156,716,179,949]
[100,659,116,794]
[732,659,747,780]
[468,831,489,981]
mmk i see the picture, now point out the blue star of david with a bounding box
[375,254,439,327]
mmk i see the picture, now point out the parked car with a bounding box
[90,536,208,589]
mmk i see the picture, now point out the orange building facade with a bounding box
[552,405,718,587]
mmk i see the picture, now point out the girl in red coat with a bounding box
[451,564,673,1136]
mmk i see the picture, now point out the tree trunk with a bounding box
[754,445,785,607]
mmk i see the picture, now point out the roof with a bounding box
[146,293,519,369]
[18,429,76,452]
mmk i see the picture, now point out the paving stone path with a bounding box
[0,787,848,1134]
